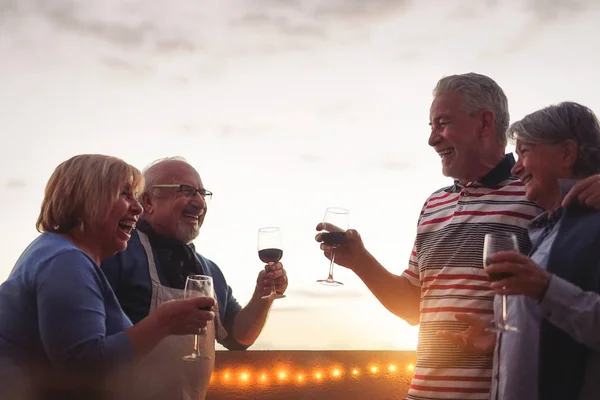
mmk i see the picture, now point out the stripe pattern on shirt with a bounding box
[402,176,542,400]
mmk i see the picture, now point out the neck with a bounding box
[63,231,102,265]
[458,153,505,185]
[139,218,189,245]
[539,184,563,213]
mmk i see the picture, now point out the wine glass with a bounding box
[317,207,349,286]
[182,275,215,361]
[483,232,519,333]
[258,227,285,300]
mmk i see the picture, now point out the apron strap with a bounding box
[138,231,161,285]
[139,230,228,341]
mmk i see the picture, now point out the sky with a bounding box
[1,0,600,351]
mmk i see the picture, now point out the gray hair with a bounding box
[142,156,190,190]
[507,102,600,177]
[433,73,510,145]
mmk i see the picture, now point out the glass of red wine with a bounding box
[484,232,519,333]
[317,207,349,286]
[258,227,285,300]
[182,274,215,361]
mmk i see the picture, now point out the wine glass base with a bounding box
[182,353,211,361]
[487,323,519,333]
[261,293,286,300]
[317,278,343,286]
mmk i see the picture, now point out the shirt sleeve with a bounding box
[539,274,600,351]
[401,239,421,287]
[401,201,426,287]
[218,284,248,351]
[35,250,134,372]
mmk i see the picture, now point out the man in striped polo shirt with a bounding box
[316,73,600,400]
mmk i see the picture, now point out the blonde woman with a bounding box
[0,154,215,399]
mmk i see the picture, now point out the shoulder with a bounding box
[20,233,95,272]
[195,252,226,280]
[563,205,600,232]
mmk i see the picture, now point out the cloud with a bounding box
[297,154,325,165]
[524,0,597,21]
[5,180,26,189]
[37,2,154,48]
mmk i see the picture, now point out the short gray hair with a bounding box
[434,73,509,145]
[507,102,600,177]
[142,156,190,190]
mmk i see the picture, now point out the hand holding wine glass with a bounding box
[317,207,349,286]
[483,232,519,333]
[182,275,215,361]
[258,227,286,300]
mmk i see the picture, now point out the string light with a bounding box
[208,362,415,387]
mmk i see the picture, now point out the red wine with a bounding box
[321,231,347,246]
[485,258,513,281]
[259,248,283,264]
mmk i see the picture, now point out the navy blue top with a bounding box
[101,229,247,350]
[0,233,133,394]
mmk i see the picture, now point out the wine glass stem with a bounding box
[268,262,276,296]
[193,334,200,355]
[502,294,508,326]
[328,250,336,280]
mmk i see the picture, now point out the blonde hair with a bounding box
[36,154,144,233]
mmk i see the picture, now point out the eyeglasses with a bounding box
[151,184,213,201]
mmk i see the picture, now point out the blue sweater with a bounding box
[0,233,133,395]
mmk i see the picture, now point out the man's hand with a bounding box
[437,314,496,355]
[315,223,372,273]
[257,262,288,298]
[562,175,600,208]
[486,252,551,301]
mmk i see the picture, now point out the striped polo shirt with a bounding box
[402,154,543,400]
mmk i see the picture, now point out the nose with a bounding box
[511,159,523,177]
[131,198,144,216]
[428,128,441,147]
[191,192,207,208]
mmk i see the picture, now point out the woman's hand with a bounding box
[153,296,216,336]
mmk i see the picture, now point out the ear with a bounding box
[478,110,496,139]
[140,192,154,215]
[560,139,578,169]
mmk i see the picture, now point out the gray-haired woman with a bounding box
[485,101,600,400]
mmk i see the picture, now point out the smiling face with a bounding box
[429,91,496,184]
[91,183,143,258]
[141,160,207,244]
[511,139,577,209]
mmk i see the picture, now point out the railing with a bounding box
[207,350,415,399]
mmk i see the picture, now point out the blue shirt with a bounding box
[491,180,600,400]
[101,229,246,350]
[0,233,133,393]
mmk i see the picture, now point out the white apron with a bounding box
[126,232,227,400]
